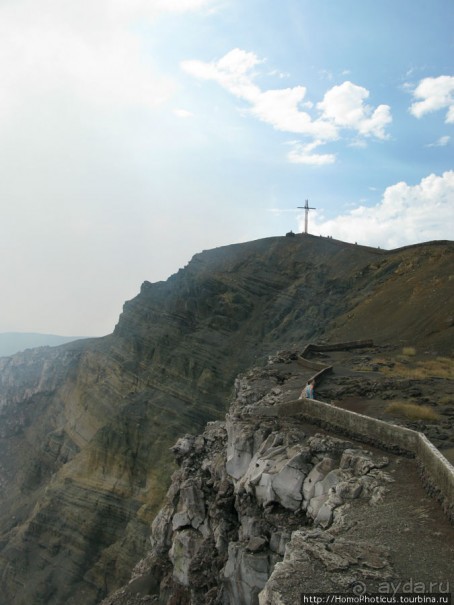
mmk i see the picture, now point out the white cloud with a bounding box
[306,171,454,248]
[268,69,290,79]
[182,49,392,164]
[409,75,454,123]
[317,81,392,139]
[250,88,337,139]
[182,49,263,102]
[287,141,336,165]
[427,135,450,147]
[182,49,338,145]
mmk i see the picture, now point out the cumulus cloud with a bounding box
[251,88,338,139]
[182,48,391,163]
[182,48,263,102]
[409,76,454,123]
[305,171,454,248]
[183,50,336,139]
[317,81,391,139]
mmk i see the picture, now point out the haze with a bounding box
[0,0,452,337]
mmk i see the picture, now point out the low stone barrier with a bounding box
[416,433,454,521]
[255,398,419,454]
[256,340,454,522]
[301,339,374,358]
[253,397,454,523]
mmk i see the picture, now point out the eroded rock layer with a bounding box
[0,236,453,604]
[100,351,454,605]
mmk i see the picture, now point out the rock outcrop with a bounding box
[100,351,454,605]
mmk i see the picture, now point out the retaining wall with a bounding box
[254,338,454,523]
[301,340,374,357]
[253,397,454,523]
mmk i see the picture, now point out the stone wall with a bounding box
[253,397,454,522]
[416,432,454,521]
[265,340,454,523]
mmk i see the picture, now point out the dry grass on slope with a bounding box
[385,401,440,421]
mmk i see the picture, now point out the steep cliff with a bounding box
[99,350,454,605]
[0,235,452,604]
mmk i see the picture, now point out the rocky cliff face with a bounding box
[0,235,452,604]
[99,351,454,605]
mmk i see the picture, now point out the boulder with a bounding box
[340,449,388,475]
[302,457,336,502]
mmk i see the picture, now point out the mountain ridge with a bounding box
[0,332,86,357]
[0,235,452,604]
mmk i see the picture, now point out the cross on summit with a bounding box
[297,199,316,234]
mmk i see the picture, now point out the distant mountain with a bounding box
[0,332,85,357]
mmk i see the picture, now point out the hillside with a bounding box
[0,235,452,605]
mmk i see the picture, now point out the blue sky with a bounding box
[0,0,452,336]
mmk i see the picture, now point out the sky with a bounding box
[0,0,453,337]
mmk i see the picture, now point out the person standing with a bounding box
[299,379,315,399]
[305,379,315,399]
